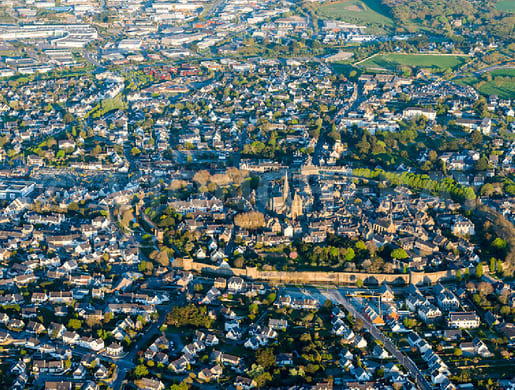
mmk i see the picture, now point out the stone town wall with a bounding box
[172,258,465,286]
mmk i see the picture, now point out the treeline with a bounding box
[353,168,476,201]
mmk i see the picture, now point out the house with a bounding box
[214,277,226,289]
[418,304,442,323]
[354,334,367,348]
[226,328,242,340]
[452,217,475,236]
[244,336,261,350]
[234,376,255,390]
[436,289,460,311]
[276,353,293,366]
[378,283,394,302]
[106,342,123,356]
[268,318,288,330]
[198,368,213,382]
[26,321,45,334]
[352,366,371,381]
[33,360,65,373]
[62,331,79,345]
[443,329,462,341]
[373,344,389,359]
[448,312,480,328]
[45,382,73,390]
[135,378,165,390]
[363,306,384,326]
[403,107,437,120]
[169,357,188,373]
[227,276,245,292]
[472,338,491,357]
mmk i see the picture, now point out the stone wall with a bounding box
[172,257,466,286]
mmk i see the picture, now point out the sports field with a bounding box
[316,0,394,29]
[455,68,515,99]
[495,0,515,12]
[358,53,469,72]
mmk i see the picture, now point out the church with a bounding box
[268,172,303,220]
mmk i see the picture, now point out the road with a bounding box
[204,0,226,18]
[111,304,174,390]
[283,286,433,390]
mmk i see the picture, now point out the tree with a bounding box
[391,248,408,260]
[266,293,276,305]
[475,156,489,171]
[470,130,483,145]
[234,211,265,230]
[475,263,483,278]
[133,364,148,378]
[256,348,275,370]
[490,257,496,273]
[63,112,74,123]
[254,372,272,388]
[166,305,214,328]
[480,183,494,197]
[356,279,364,288]
[477,281,493,296]
[130,147,141,157]
[67,319,82,330]
[249,303,259,316]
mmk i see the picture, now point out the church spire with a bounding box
[282,171,290,202]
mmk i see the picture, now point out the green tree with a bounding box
[256,348,275,370]
[490,257,496,273]
[476,263,483,278]
[475,156,489,171]
[391,248,408,260]
[67,319,82,330]
[133,364,148,378]
[63,112,74,123]
[131,147,141,157]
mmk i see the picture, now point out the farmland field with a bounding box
[455,68,515,99]
[316,0,394,31]
[495,0,515,12]
[358,53,469,72]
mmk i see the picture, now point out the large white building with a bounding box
[403,107,437,121]
[448,312,480,329]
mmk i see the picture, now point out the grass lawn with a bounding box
[358,53,469,72]
[495,0,515,12]
[455,68,515,99]
[316,0,394,31]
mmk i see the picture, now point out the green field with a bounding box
[455,68,515,99]
[495,0,515,12]
[358,53,469,72]
[316,0,394,31]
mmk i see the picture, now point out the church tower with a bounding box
[290,191,303,220]
[282,171,290,203]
